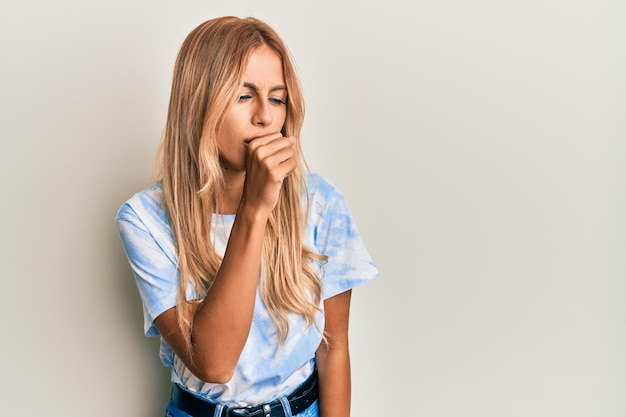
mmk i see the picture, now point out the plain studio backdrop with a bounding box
[1,1,624,416]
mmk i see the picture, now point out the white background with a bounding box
[2,1,625,416]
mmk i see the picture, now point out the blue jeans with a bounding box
[165,398,320,417]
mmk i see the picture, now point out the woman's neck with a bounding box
[218,170,245,214]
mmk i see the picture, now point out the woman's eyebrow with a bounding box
[243,82,287,93]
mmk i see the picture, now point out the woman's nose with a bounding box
[252,100,273,126]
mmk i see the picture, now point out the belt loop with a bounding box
[213,403,225,417]
[279,397,293,417]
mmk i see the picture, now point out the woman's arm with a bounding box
[154,134,297,384]
[316,290,353,417]
[153,202,269,383]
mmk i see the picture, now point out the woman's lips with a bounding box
[244,135,264,146]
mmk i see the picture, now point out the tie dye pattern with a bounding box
[115,172,378,406]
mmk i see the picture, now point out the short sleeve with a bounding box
[115,194,179,337]
[308,174,379,300]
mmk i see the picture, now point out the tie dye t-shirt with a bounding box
[115,172,378,407]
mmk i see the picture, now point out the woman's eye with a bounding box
[270,97,286,105]
[238,94,252,102]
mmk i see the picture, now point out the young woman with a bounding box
[116,16,378,417]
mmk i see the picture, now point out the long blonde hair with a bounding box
[158,16,326,346]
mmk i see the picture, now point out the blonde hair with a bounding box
[158,16,326,346]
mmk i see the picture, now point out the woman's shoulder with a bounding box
[305,171,342,198]
[115,182,167,224]
[304,171,350,215]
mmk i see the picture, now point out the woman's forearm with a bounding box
[317,344,351,417]
[189,201,271,382]
[316,290,353,416]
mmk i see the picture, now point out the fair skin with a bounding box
[154,45,352,416]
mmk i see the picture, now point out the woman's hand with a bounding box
[242,132,297,214]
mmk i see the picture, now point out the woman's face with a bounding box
[216,45,287,173]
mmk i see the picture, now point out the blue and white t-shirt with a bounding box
[115,172,378,406]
